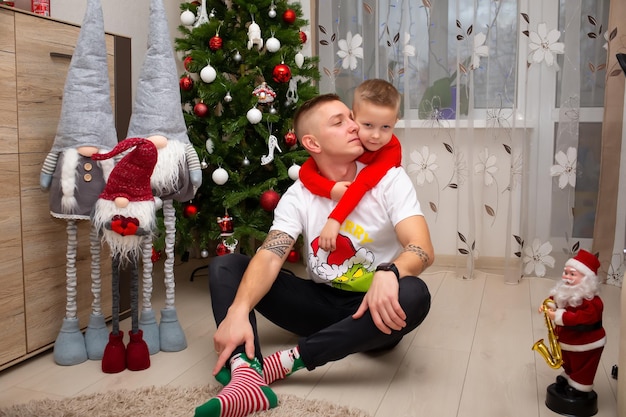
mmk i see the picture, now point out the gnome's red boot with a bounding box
[102,331,126,373]
[127,329,150,371]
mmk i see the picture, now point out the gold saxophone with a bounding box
[532,298,563,369]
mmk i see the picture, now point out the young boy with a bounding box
[299,79,402,252]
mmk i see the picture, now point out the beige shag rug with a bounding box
[0,384,371,417]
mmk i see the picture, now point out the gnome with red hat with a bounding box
[91,137,161,373]
[540,249,606,416]
[39,0,117,366]
[127,0,202,355]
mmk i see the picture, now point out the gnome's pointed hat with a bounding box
[126,0,189,144]
[92,138,157,202]
[51,0,118,153]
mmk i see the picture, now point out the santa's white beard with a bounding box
[151,141,184,195]
[550,276,598,308]
[92,199,155,264]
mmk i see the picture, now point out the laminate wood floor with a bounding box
[0,258,620,417]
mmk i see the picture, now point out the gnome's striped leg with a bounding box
[102,254,125,373]
[85,224,108,360]
[53,220,88,366]
[159,199,187,352]
[139,234,159,354]
[127,253,150,371]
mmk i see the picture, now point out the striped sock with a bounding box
[263,346,305,385]
[195,354,278,417]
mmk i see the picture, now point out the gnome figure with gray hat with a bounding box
[127,0,202,354]
[40,0,117,366]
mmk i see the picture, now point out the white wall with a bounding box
[47,0,312,102]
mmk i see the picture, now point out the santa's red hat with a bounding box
[565,249,600,280]
[92,138,157,202]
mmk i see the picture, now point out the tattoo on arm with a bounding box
[404,244,431,267]
[260,230,295,259]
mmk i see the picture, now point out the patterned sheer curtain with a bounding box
[315,0,626,286]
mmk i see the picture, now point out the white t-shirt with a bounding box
[271,163,424,292]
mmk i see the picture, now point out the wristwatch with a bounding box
[375,262,400,281]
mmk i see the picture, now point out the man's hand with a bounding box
[212,305,256,375]
[330,181,351,201]
[352,271,406,334]
[318,219,341,252]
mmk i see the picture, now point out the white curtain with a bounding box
[315,0,626,286]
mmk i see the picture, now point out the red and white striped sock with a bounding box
[262,346,305,385]
[194,354,278,417]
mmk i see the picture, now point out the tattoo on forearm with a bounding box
[404,244,430,267]
[260,230,295,259]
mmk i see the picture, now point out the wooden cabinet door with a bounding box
[15,12,113,353]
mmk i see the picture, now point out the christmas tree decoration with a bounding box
[151,247,162,263]
[209,33,222,51]
[282,8,296,24]
[179,75,194,91]
[299,31,307,44]
[193,102,208,117]
[183,55,194,71]
[217,212,234,235]
[200,159,208,169]
[211,167,229,185]
[215,240,228,256]
[200,64,217,83]
[273,62,292,83]
[193,0,209,28]
[200,248,209,258]
[246,107,263,124]
[284,130,297,147]
[266,34,281,53]
[287,248,300,263]
[253,82,276,104]
[260,189,281,212]
[295,52,304,68]
[288,163,301,180]
[180,9,195,26]
[175,0,319,254]
[183,202,199,217]
[261,134,282,165]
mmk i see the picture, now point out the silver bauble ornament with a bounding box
[233,51,242,62]
[242,157,250,166]
[201,159,208,169]
[200,249,209,258]
[269,7,276,18]
[224,92,232,102]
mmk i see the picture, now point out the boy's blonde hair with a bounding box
[353,79,401,116]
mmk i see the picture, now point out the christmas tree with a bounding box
[172,0,319,256]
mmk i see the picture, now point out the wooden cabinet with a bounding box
[0,5,131,369]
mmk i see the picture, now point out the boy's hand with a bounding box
[318,219,341,252]
[330,181,351,201]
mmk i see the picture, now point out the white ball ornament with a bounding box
[288,163,301,180]
[200,65,217,83]
[224,92,233,103]
[268,7,276,18]
[212,167,229,185]
[246,107,263,124]
[266,37,281,53]
[200,249,209,258]
[295,52,305,68]
[180,10,195,26]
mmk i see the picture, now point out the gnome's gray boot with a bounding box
[139,309,160,354]
[53,318,88,366]
[85,313,109,360]
[159,307,187,352]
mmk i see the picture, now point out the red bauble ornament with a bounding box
[272,63,292,83]
[209,35,223,51]
[260,190,281,212]
[282,9,296,24]
[216,241,229,256]
[183,55,193,71]
[284,130,297,147]
[194,102,208,117]
[183,203,198,217]
[299,31,307,44]
[151,247,162,263]
[180,75,194,91]
[287,249,300,263]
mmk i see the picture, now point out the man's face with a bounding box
[353,102,397,152]
[562,266,585,286]
[312,100,363,159]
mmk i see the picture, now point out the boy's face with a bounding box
[352,101,398,152]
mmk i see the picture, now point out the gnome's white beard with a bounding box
[550,276,598,308]
[92,199,155,264]
[151,141,184,195]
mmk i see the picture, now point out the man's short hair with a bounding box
[293,93,341,141]
[354,79,401,115]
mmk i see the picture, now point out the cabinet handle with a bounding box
[50,52,73,60]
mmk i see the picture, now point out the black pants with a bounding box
[208,253,431,371]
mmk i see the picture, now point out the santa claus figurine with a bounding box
[541,249,605,417]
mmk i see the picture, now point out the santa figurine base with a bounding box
[545,382,598,417]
